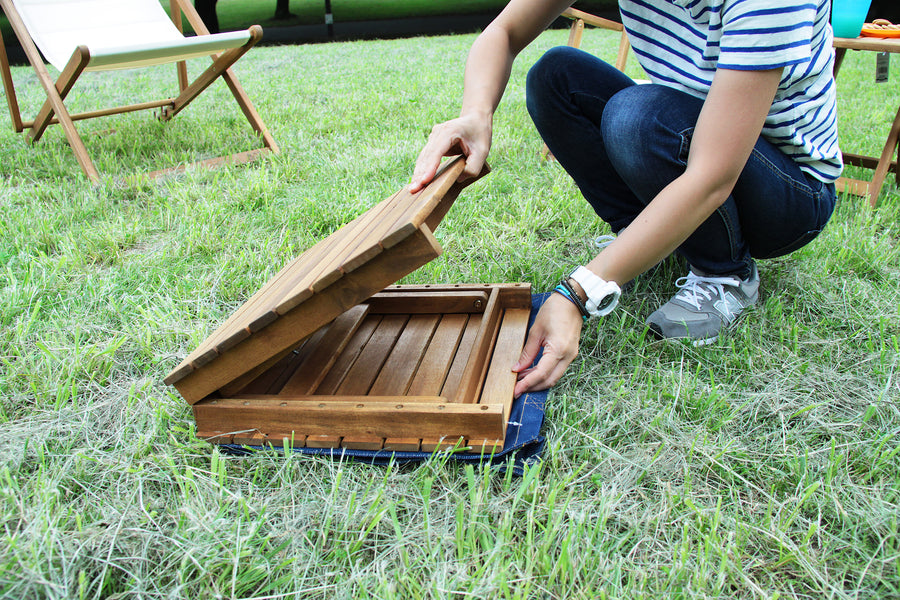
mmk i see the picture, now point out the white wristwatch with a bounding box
[568,266,621,317]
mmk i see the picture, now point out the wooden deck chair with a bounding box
[561,8,631,71]
[0,0,279,183]
[541,8,632,159]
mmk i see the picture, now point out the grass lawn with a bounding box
[0,24,898,599]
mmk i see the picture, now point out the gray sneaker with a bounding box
[646,263,759,345]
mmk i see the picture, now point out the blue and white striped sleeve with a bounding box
[718,0,817,70]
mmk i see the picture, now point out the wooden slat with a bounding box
[382,438,421,452]
[335,190,420,275]
[236,334,317,395]
[380,158,469,248]
[341,436,385,451]
[447,286,503,404]
[440,313,483,402]
[421,438,465,452]
[196,431,233,444]
[278,304,371,395]
[335,315,410,396]
[265,433,307,448]
[274,189,406,314]
[305,435,342,449]
[232,431,267,446]
[314,315,383,395]
[366,291,488,314]
[367,314,440,396]
[169,226,442,401]
[193,397,506,442]
[406,313,468,397]
[478,308,531,420]
[466,439,504,453]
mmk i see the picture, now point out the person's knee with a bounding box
[600,88,651,167]
[526,46,582,116]
[527,46,583,87]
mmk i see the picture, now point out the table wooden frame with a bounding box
[833,36,900,207]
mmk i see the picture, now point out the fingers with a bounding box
[410,140,448,193]
[410,115,491,193]
[411,123,462,192]
[511,294,583,398]
[512,329,543,373]
[461,152,487,182]
[513,352,570,398]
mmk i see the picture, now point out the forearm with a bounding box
[585,67,783,286]
[411,0,572,190]
[458,27,517,122]
[586,172,732,284]
[459,0,572,119]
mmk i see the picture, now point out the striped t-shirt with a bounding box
[619,0,842,182]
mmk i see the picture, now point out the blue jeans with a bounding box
[525,46,837,279]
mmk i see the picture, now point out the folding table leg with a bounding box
[865,104,900,207]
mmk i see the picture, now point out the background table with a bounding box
[833,35,900,207]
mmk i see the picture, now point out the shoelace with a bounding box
[594,234,616,250]
[674,271,742,310]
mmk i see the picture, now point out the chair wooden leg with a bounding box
[567,18,585,47]
[221,67,279,152]
[161,28,260,121]
[31,48,90,142]
[0,28,25,133]
[615,34,631,72]
[161,24,278,154]
[0,0,100,182]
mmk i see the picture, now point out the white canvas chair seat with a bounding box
[16,0,253,71]
[0,0,279,182]
[71,31,252,71]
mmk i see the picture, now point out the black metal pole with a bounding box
[324,0,334,38]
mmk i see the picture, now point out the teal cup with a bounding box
[831,0,872,38]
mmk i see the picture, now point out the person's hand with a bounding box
[512,293,584,397]
[409,112,492,193]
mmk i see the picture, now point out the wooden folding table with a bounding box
[164,157,532,454]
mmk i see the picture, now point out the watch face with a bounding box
[596,293,616,311]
